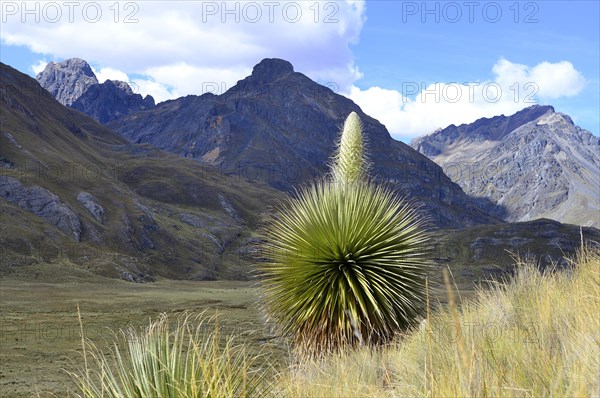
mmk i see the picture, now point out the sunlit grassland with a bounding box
[279,247,600,397]
[1,248,598,397]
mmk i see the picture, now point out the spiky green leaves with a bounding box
[260,180,429,355]
[70,312,272,397]
[259,112,430,356]
[332,111,367,183]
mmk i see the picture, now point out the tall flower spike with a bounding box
[332,112,366,183]
[259,110,430,357]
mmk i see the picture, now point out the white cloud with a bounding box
[493,59,586,99]
[130,78,173,103]
[349,85,412,132]
[4,1,366,99]
[349,59,587,140]
[141,63,252,101]
[529,61,586,98]
[92,66,130,84]
[30,59,47,75]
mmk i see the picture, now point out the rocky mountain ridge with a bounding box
[411,105,600,227]
[35,58,98,106]
[36,58,155,123]
[107,58,497,228]
[71,79,155,123]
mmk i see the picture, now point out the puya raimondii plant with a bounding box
[259,112,431,356]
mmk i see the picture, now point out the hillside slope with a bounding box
[1,62,282,281]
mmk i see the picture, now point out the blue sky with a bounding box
[1,1,598,141]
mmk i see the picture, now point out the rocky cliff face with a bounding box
[36,59,154,123]
[71,80,155,123]
[1,176,82,241]
[108,58,496,228]
[411,105,600,227]
[36,58,98,106]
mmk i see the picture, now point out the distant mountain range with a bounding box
[411,105,600,227]
[2,58,596,283]
[36,57,497,228]
[33,58,600,229]
[111,58,500,228]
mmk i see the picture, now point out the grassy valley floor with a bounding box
[1,249,598,397]
[0,264,282,397]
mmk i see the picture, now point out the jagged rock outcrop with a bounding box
[76,192,105,223]
[1,176,81,240]
[179,213,208,228]
[411,105,600,227]
[412,105,555,157]
[35,58,155,123]
[36,58,98,106]
[71,80,155,123]
[218,193,244,224]
[108,58,496,228]
[135,201,159,250]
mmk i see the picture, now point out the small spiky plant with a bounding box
[260,112,430,356]
[69,311,272,398]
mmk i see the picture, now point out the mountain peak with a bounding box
[36,58,98,106]
[250,58,294,81]
[411,105,599,227]
[35,58,156,123]
[105,79,134,95]
[109,58,498,228]
[38,58,97,80]
[536,111,575,127]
